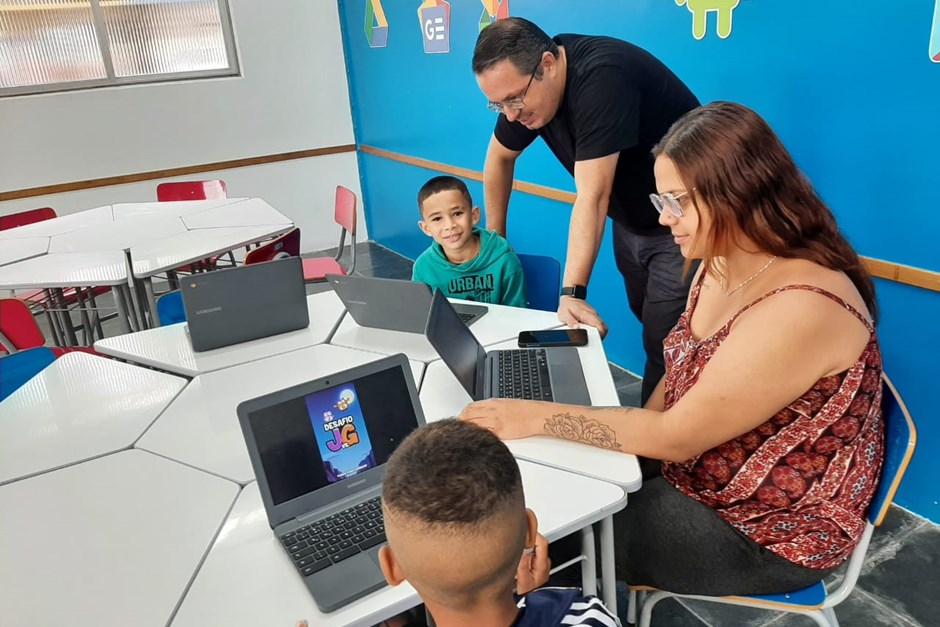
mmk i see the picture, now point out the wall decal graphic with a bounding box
[676,0,740,40]
[365,0,389,48]
[418,0,451,54]
[931,0,940,62]
[479,0,510,33]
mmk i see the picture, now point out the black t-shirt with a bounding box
[494,34,700,234]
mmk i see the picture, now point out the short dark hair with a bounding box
[417,176,473,216]
[472,17,559,78]
[382,419,523,525]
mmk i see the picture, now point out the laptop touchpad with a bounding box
[308,552,387,612]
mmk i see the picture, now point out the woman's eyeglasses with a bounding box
[649,190,690,218]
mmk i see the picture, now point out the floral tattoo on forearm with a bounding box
[543,411,623,451]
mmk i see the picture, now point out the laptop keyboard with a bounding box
[280,495,386,577]
[496,349,553,401]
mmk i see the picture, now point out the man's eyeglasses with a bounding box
[649,191,690,218]
[486,58,542,114]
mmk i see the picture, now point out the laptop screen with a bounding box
[245,365,420,506]
[425,289,486,399]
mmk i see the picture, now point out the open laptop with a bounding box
[180,257,309,352]
[327,274,487,333]
[426,289,591,404]
[236,353,425,612]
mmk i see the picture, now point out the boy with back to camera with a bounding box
[412,176,527,308]
[376,419,620,627]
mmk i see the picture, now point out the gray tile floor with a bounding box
[35,241,937,627]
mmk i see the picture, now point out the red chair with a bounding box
[0,207,56,231]
[0,299,101,357]
[157,180,227,201]
[301,185,358,281]
[244,228,301,265]
[157,179,231,276]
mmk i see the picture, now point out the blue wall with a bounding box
[338,0,940,522]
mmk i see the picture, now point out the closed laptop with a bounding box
[180,257,309,352]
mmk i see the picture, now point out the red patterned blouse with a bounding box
[660,280,885,570]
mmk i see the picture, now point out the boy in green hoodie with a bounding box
[412,176,527,307]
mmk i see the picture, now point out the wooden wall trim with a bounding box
[361,144,940,293]
[0,144,357,202]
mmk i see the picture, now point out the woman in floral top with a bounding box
[459,101,884,595]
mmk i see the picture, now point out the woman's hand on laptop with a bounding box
[458,399,543,440]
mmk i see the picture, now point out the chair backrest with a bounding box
[244,228,302,265]
[156,291,187,326]
[516,253,562,311]
[869,375,918,525]
[0,207,56,231]
[0,347,56,402]
[334,185,357,235]
[0,299,46,351]
[157,180,228,202]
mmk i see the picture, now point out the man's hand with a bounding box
[458,398,543,440]
[516,533,550,595]
[557,296,608,338]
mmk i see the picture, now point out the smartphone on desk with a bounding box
[517,328,589,348]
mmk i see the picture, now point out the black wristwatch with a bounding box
[560,285,588,300]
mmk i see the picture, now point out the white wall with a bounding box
[0,0,364,250]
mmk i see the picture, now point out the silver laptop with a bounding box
[180,257,309,352]
[426,289,591,404]
[236,353,425,613]
[326,274,488,333]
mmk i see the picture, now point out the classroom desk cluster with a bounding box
[1,225,642,626]
[0,198,293,341]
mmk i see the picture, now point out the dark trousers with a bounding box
[549,460,833,596]
[611,223,695,404]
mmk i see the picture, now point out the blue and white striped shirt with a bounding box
[513,587,621,627]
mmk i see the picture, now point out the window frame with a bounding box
[0,0,240,98]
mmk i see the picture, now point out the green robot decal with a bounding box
[676,0,740,40]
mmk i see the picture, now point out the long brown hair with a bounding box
[653,101,877,321]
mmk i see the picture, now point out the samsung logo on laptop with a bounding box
[347,300,368,306]
[195,306,223,315]
[346,478,368,489]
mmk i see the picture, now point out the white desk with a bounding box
[130,224,293,323]
[0,352,187,485]
[48,214,187,253]
[0,205,113,240]
[0,250,135,336]
[112,198,248,220]
[182,197,293,229]
[170,461,626,627]
[0,250,128,289]
[94,291,348,377]
[136,344,425,484]
[420,326,643,492]
[0,236,48,266]
[330,299,562,363]
[131,225,293,279]
[0,450,238,627]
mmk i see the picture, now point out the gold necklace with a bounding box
[720,256,778,296]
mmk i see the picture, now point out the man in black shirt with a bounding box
[472,18,699,403]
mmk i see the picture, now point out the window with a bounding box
[0,0,238,96]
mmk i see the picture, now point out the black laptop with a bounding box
[236,353,425,612]
[425,289,591,404]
